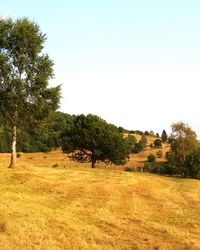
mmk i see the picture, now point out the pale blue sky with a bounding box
[1,1,200,136]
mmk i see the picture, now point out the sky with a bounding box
[1,0,200,137]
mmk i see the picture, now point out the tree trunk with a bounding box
[8,124,17,168]
[91,158,96,168]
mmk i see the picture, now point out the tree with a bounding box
[154,138,162,148]
[167,122,198,175]
[0,17,60,167]
[125,133,137,152]
[62,114,130,168]
[149,131,154,136]
[132,141,144,153]
[161,130,168,143]
[140,134,147,147]
[185,148,200,179]
[147,154,156,163]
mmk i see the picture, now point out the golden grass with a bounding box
[0,153,200,249]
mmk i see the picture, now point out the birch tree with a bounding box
[0,17,60,168]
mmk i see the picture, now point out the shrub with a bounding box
[132,142,144,153]
[154,139,162,148]
[185,148,200,179]
[147,154,156,163]
[161,163,178,175]
[124,166,134,172]
[144,131,150,136]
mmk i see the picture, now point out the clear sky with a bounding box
[1,1,200,137]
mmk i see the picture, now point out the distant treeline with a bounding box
[0,112,158,153]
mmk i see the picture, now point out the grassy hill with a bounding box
[0,155,200,249]
[0,134,170,171]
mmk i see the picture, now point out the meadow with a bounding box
[0,148,200,250]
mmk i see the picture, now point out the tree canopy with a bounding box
[154,138,162,148]
[62,114,131,168]
[0,17,60,167]
[167,122,198,175]
[185,148,200,179]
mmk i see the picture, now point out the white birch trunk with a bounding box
[8,124,17,168]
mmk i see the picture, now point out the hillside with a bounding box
[125,134,170,169]
[0,133,169,170]
[0,162,199,249]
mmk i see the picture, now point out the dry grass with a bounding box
[0,151,200,249]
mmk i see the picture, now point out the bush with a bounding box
[162,163,178,175]
[124,166,135,172]
[144,162,177,175]
[132,142,144,153]
[185,148,200,179]
[154,139,162,148]
[147,154,156,163]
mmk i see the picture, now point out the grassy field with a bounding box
[0,151,200,249]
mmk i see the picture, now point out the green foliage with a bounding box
[133,130,144,136]
[62,114,130,168]
[167,122,198,175]
[161,130,168,143]
[0,125,10,152]
[149,131,154,136]
[144,162,177,175]
[154,139,162,148]
[144,131,150,136]
[132,141,144,153]
[185,148,200,179]
[125,134,137,152]
[140,135,147,147]
[0,112,74,153]
[147,154,156,163]
[132,134,147,153]
[0,17,60,123]
[118,126,125,133]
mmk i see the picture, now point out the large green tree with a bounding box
[0,17,60,167]
[62,114,131,168]
[167,122,198,175]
